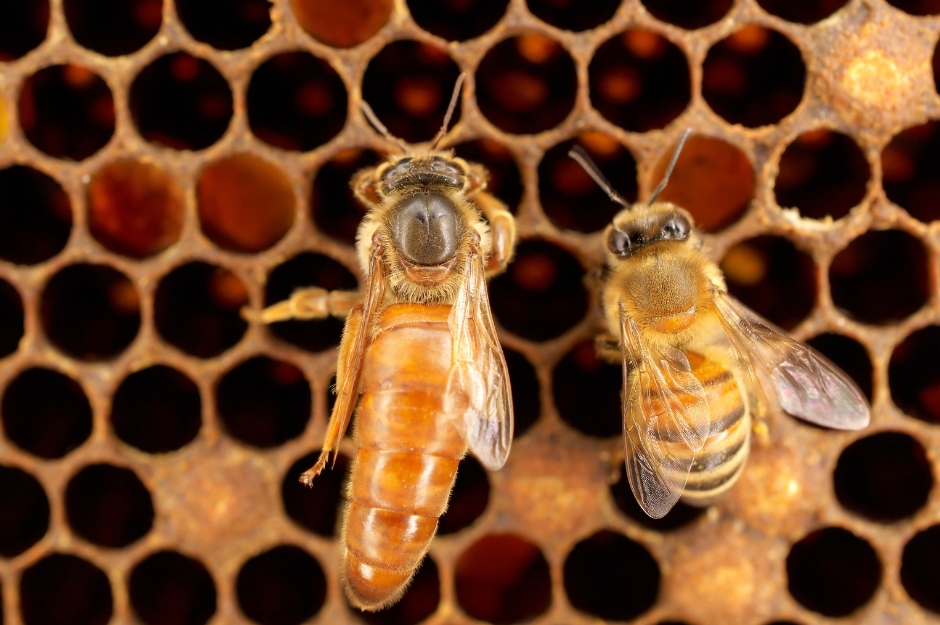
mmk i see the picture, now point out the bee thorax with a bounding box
[392,192,460,266]
[623,253,701,324]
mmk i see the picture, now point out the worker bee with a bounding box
[250,76,516,609]
[570,130,869,519]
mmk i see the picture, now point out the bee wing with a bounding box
[713,291,869,430]
[620,314,709,519]
[446,246,514,471]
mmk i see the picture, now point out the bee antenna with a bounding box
[360,100,408,152]
[568,145,628,207]
[431,73,466,150]
[649,127,692,205]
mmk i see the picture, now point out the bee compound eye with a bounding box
[662,215,690,240]
[608,229,632,256]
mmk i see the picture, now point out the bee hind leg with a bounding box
[241,288,364,324]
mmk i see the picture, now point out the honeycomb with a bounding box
[1,0,939,624]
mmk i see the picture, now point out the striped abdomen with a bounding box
[342,303,466,610]
[656,350,750,507]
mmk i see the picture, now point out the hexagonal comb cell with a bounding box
[130,52,233,150]
[527,0,620,31]
[554,340,621,438]
[0,279,23,359]
[0,465,50,558]
[311,149,383,244]
[882,120,940,222]
[901,524,940,613]
[64,0,161,56]
[455,534,551,624]
[702,26,806,128]
[539,133,637,233]
[291,0,392,48]
[282,450,350,537]
[65,463,155,548]
[247,51,348,152]
[589,30,691,132]
[0,166,71,265]
[408,0,508,41]
[197,154,295,253]
[888,0,940,15]
[362,40,461,143]
[20,553,113,625]
[476,34,577,135]
[19,64,114,161]
[0,0,48,60]
[87,160,185,258]
[236,545,327,624]
[176,0,271,50]
[504,348,540,437]
[889,326,940,424]
[642,0,732,28]
[437,455,490,535]
[129,550,217,625]
[756,0,848,24]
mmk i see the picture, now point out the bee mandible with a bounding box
[251,75,516,608]
[570,130,869,519]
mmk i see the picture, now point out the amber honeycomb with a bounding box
[1,0,940,623]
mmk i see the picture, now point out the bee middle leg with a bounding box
[475,191,517,276]
[242,288,364,324]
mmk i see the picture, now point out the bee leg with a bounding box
[475,191,516,276]
[594,334,622,365]
[242,288,364,324]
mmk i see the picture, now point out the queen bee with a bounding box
[570,131,869,519]
[253,77,516,608]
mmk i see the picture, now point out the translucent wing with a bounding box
[620,313,710,519]
[446,245,513,470]
[713,291,869,430]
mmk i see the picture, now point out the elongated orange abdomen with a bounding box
[341,303,466,610]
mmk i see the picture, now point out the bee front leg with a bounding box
[475,191,516,276]
[242,288,364,324]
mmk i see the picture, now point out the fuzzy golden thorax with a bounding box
[351,152,492,306]
[602,203,725,348]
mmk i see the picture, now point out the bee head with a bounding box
[606,203,693,259]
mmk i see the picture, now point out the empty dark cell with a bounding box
[504,347,540,437]
[311,149,383,245]
[154,262,248,358]
[703,26,806,128]
[901,524,940,612]
[757,0,848,23]
[489,239,587,342]
[41,263,141,360]
[786,527,881,617]
[236,545,326,625]
[353,556,440,625]
[129,550,217,625]
[290,0,392,48]
[477,35,576,135]
[539,133,637,233]
[590,30,690,133]
[455,534,551,624]
[409,0,508,41]
[19,64,114,161]
[887,0,940,15]
[554,341,621,438]
[720,236,815,331]
[936,40,940,97]
[833,432,932,522]
[65,463,154,548]
[564,530,660,621]
[282,450,349,537]
[64,0,161,56]
[642,0,732,28]
[130,52,233,150]
[829,230,928,325]
[1,367,92,459]
[362,41,461,143]
[774,130,870,220]
[438,455,490,535]
[110,365,202,454]
[264,253,358,352]
[882,120,940,222]
[0,166,71,265]
[247,52,347,152]
[20,553,113,625]
[805,333,872,401]
[198,154,295,253]
[528,0,620,31]
[610,463,705,530]
[177,0,270,50]
[455,139,524,212]
[0,279,23,358]
[88,160,185,258]
[890,326,940,424]
[653,134,754,232]
[0,0,48,60]
[217,356,311,448]
[0,465,50,558]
